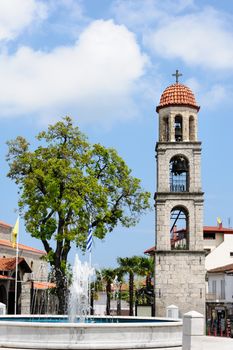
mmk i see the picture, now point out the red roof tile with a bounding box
[203,226,233,233]
[0,257,31,272]
[0,220,12,228]
[0,274,14,280]
[208,263,233,273]
[144,246,156,255]
[0,239,45,255]
[156,83,199,112]
[33,281,56,290]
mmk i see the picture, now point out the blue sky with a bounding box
[0,0,233,269]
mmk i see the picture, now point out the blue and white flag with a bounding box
[86,225,93,252]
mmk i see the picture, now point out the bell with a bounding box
[171,158,188,175]
[175,126,182,141]
[175,126,182,136]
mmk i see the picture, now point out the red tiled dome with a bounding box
[156,83,200,112]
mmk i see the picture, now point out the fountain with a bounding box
[68,254,94,323]
[0,254,182,349]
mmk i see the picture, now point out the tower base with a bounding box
[154,250,206,318]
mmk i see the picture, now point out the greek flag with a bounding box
[86,225,93,252]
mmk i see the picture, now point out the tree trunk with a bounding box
[117,285,122,316]
[106,282,111,315]
[129,272,134,316]
[146,274,151,289]
[54,268,68,314]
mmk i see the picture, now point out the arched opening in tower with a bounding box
[174,115,183,141]
[170,155,189,192]
[170,206,189,250]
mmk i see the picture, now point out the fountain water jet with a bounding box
[68,254,94,323]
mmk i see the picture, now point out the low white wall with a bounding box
[0,316,182,349]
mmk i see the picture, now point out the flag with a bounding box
[217,217,222,225]
[11,217,19,249]
[86,225,93,252]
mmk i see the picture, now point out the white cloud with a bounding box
[184,78,228,109]
[0,0,48,41]
[0,20,148,125]
[200,85,228,109]
[47,0,85,21]
[112,0,163,29]
[146,7,233,70]
[112,0,195,29]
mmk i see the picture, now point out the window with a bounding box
[204,233,216,240]
[220,280,225,299]
[212,280,216,294]
[230,252,233,257]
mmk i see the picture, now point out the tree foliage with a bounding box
[117,255,154,316]
[99,268,118,315]
[6,117,151,313]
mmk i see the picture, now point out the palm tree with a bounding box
[137,256,154,289]
[117,256,142,316]
[136,256,155,315]
[101,268,118,315]
[114,267,125,316]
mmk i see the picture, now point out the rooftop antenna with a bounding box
[228,217,231,228]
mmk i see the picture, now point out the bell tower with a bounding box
[154,71,205,317]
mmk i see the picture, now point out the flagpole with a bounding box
[87,216,93,315]
[89,250,92,315]
[14,218,19,315]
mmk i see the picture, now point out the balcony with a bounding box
[206,293,225,302]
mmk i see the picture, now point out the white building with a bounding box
[207,264,233,303]
[204,224,233,270]
[206,263,233,335]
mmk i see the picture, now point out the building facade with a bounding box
[0,220,57,314]
[206,263,233,336]
[154,75,206,317]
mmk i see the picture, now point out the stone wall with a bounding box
[0,224,12,240]
[21,281,32,314]
[155,251,206,317]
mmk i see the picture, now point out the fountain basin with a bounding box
[0,315,182,349]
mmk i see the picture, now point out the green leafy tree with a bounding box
[6,117,150,314]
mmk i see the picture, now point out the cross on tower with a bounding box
[172,69,182,83]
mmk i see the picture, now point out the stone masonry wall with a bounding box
[154,251,206,317]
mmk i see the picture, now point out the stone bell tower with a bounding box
[154,71,205,317]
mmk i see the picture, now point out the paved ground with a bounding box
[157,336,233,350]
[197,336,233,349]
